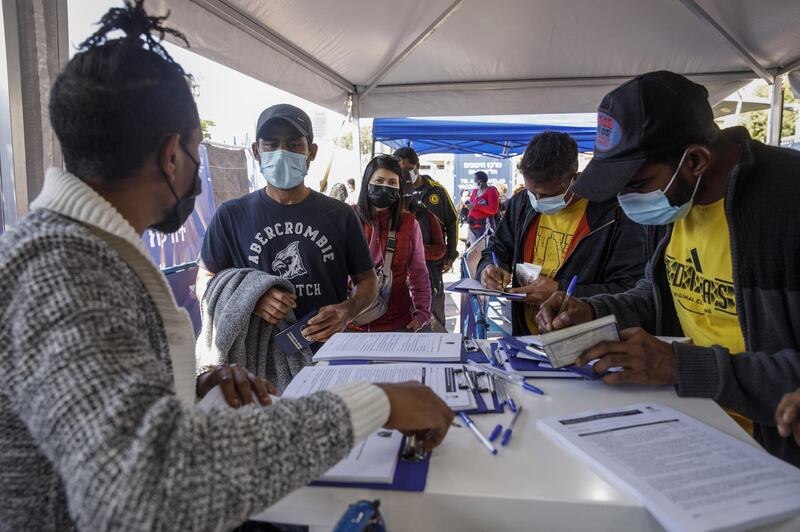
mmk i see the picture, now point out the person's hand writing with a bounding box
[776,389,800,445]
[535,291,595,331]
[254,287,296,325]
[509,276,559,305]
[302,303,351,342]
[481,264,512,292]
[576,328,677,385]
[196,364,278,407]
[377,381,455,451]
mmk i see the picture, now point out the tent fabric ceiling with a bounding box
[372,117,597,158]
[151,0,800,118]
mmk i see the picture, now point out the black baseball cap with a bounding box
[573,71,715,202]
[256,103,314,143]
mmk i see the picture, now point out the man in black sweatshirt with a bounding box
[537,71,800,466]
[477,132,646,335]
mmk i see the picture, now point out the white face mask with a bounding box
[527,178,575,215]
[617,149,702,225]
[408,169,418,181]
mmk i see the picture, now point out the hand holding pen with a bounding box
[481,251,512,292]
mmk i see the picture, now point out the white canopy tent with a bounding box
[148,0,800,120]
[3,0,800,224]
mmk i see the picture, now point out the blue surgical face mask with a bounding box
[617,149,702,225]
[260,149,308,189]
[527,178,574,215]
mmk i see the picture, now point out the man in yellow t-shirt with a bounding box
[536,71,800,465]
[477,132,646,336]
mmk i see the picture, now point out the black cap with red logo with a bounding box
[573,71,716,202]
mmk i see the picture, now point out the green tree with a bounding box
[200,119,216,140]
[741,84,797,142]
[333,125,373,162]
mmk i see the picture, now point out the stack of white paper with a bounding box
[312,332,462,362]
[283,363,476,411]
[538,403,800,532]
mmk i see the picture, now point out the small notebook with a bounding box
[528,315,621,368]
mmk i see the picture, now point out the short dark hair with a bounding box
[346,178,356,187]
[518,132,578,183]
[357,155,406,231]
[474,171,488,182]
[392,146,419,166]
[49,0,199,181]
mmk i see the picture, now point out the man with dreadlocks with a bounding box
[0,2,453,530]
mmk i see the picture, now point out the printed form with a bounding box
[313,332,462,362]
[538,403,800,532]
[283,364,475,411]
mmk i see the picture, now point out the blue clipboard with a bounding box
[311,436,430,492]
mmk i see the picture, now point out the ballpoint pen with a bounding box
[459,411,497,455]
[468,360,545,396]
[501,405,523,447]
[557,275,579,317]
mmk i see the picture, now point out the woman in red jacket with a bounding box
[353,155,431,332]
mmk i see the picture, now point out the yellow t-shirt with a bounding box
[665,198,750,432]
[524,198,589,332]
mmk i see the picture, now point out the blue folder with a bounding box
[311,436,430,492]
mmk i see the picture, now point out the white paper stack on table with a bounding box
[538,403,800,532]
[283,363,476,412]
[312,332,462,362]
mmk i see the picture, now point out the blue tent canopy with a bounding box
[372,117,596,159]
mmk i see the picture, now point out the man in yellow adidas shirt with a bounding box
[537,71,800,466]
[477,131,646,335]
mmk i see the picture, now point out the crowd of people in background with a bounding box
[4,2,800,530]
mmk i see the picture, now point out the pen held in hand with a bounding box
[556,275,579,318]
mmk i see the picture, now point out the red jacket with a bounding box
[356,209,431,331]
[468,186,499,225]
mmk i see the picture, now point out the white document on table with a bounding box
[538,403,800,532]
[312,332,462,362]
[283,363,476,411]
[319,429,402,484]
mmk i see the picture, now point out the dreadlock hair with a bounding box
[49,0,199,181]
[518,131,578,184]
[357,154,406,231]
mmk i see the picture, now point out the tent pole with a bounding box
[678,0,773,83]
[352,92,363,174]
[766,75,784,146]
[360,0,464,98]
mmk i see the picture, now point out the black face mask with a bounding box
[150,142,202,234]
[367,184,400,209]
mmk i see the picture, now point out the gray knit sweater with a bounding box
[0,169,390,531]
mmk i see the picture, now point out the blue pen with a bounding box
[459,412,498,455]
[557,275,579,317]
[491,251,500,268]
[501,405,523,447]
[489,423,503,442]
